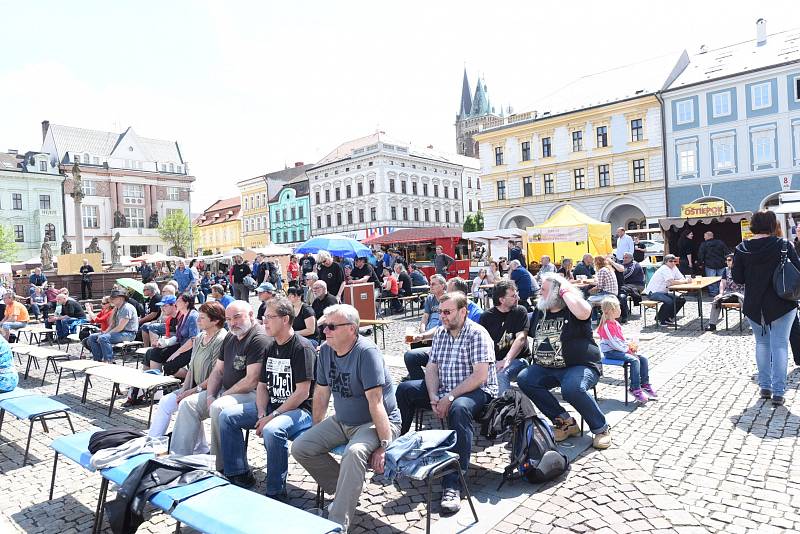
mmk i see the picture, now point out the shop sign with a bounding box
[740,219,753,241]
[528,225,588,243]
[680,201,726,218]
[780,174,793,191]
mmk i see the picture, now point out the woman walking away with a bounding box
[597,296,656,404]
[733,210,800,406]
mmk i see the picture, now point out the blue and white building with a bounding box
[663,20,800,215]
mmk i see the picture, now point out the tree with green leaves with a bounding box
[0,225,20,262]
[474,211,484,231]
[463,215,476,232]
[158,211,197,257]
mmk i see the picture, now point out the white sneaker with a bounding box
[440,487,461,514]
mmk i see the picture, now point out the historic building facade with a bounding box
[237,175,270,249]
[455,70,505,158]
[195,197,242,254]
[0,150,64,261]
[663,21,800,216]
[475,53,688,231]
[308,132,479,240]
[41,121,194,259]
[269,177,310,245]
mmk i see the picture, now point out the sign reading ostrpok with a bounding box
[528,225,589,243]
[679,201,726,219]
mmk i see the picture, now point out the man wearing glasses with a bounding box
[394,292,497,515]
[170,300,271,471]
[643,254,690,326]
[292,304,400,531]
[218,297,315,497]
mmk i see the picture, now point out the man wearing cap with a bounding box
[255,282,276,324]
[86,289,139,362]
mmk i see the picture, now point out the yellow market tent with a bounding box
[526,205,612,263]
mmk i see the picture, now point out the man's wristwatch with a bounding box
[196,385,202,393]
[380,439,391,449]
[447,394,455,402]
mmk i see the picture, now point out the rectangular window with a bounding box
[275,211,281,222]
[573,169,585,190]
[523,176,533,197]
[424,209,430,222]
[543,174,554,194]
[283,208,288,220]
[370,207,377,221]
[676,99,694,124]
[632,159,646,183]
[402,207,408,220]
[389,179,395,193]
[712,92,731,117]
[346,185,352,198]
[423,183,428,196]
[167,187,180,201]
[497,180,506,200]
[596,126,608,148]
[317,216,322,228]
[751,126,777,169]
[454,187,458,199]
[414,208,419,221]
[39,194,51,209]
[433,184,439,197]
[712,134,736,174]
[335,188,340,201]
[434,210,440,222]
[284,231,289,243]
[521,141,531,161]
[793,122,800,166]
[299,229,305,241]
[298,205,304,218]
[13,225,23,242]
[39,160,47,172]
[358,209,365,223]
[412,182,418,195]
[325,189,330,202]
[124,207,145,228]
[445,211,450,223]
[598,165,610,187]
[123,184,144,205]
[468,199,473,211]
[572,131,583,152]
[677,142,698,177]
[290,207,296,220]
[795,77,800,101]
[401,181,407,194]
[347,211,353,224]
[83,180,96,196]
[369,180,375,194]
[315,191,320,204]
[357,183,363,196]
[326,214,332,227]
[455,211,459,223]
[631,119,643,142]
[541,137,552,157]
[495,146,503,165]
[391,206,399,219]
[444,186,449,199]
[751,82,772,110]
[12,193,22,210]
[82,205,99,228]
[336,213,342,226]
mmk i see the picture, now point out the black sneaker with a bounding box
[760,389,772,400]
[228,470,256,489]
[705,324,716,331]
[772,396,785,406]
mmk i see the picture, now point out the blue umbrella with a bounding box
[295,234,372,259]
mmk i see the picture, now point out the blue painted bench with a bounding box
[0,392,74,465]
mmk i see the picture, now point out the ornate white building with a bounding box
[308,132,480,240]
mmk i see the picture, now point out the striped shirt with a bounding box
[430,319,498,398]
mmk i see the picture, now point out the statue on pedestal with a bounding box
[85,237,101,255]
[113,210,127,228]
[149,213,159,229]
[40,241,53,271]
[60,234,72,255]
[111,232,121,267]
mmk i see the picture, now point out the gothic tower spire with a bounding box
[459,68,472,117]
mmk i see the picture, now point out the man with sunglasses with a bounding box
[170,300,271,471]
[292,304,400,532]
[395,292,497,515]
[218,296,315,497]
[643,254,690,326]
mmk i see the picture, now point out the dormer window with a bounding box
[39,160,47,172]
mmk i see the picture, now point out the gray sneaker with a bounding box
[440,487,461,514]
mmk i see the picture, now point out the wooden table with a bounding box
[82,364,181,425]
[360,319,393,348]
[668,276,722,330]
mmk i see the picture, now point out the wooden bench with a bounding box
[16,325,56,345]
[639,300,661,328]
[360,319,393,348]
[722,301,744,332]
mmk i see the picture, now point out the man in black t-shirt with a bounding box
[79,258,94,299]
[218,297,315,494]
[478,279,530,395]
[170,301,271,471]
[516,273,611,451]
[394,263,413,297]
[300,253,316,283]
[311,280,338,320]
[350,256,379,287]
[317,251,344,300]
[230,256,252,301]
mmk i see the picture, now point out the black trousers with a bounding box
[81,280,92,300]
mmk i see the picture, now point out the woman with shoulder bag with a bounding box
[733,210,800,406]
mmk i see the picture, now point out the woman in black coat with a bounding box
[732,210,800,406]
[676,229,695,275]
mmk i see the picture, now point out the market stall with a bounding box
[462,228,525,263]
[526,205,612,263]
[659,204,752,260]
[363,227,469,279]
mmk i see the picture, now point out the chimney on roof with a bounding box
[427,145,434,149]
[756,18,767,46]
[41,120,50,141]
[294,161,304,167]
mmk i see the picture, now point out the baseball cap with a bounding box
[256,282,276,294]
[109,289,129,300]
[156,295,177,306]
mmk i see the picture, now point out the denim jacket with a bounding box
[383,429,456,483]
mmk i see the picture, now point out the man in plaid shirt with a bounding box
[395,292,497,514]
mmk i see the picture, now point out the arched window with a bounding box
[44,223,56,242]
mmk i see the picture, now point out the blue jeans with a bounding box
[497,358,528,395]
[704,267,726,297]
[395,380,491,490]
[86,331,136,362]
[748,308,795,397]
[403,347,430,381]
[603,350,649,390]
[55,318,84,339]
[647,292,685,323]
[517,364,607,435]
[218,401,312,496]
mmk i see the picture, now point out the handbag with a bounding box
[773,240,800,301]
[242,275,257,290]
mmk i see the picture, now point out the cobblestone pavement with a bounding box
[1,296,798,533]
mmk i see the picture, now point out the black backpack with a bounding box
[500,414,569,488]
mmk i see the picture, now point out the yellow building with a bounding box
[237,175,270,249]
[474,54,685,234]
[195,197,242,254]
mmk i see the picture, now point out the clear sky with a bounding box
[0,0,795,212]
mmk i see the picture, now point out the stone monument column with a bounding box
[70,162,85,253]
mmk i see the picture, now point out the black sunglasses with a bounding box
[319,322,352,332]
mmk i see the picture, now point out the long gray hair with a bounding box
[537,272,580,311]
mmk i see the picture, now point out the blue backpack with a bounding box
[500,414,569,488]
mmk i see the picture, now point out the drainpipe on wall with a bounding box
[655,92,670,219]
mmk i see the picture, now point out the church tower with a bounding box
[455,69,503,157]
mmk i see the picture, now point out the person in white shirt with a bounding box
[615,227,635,260]
[644,254,690,326]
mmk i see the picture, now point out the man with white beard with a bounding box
[516,273,611,450]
